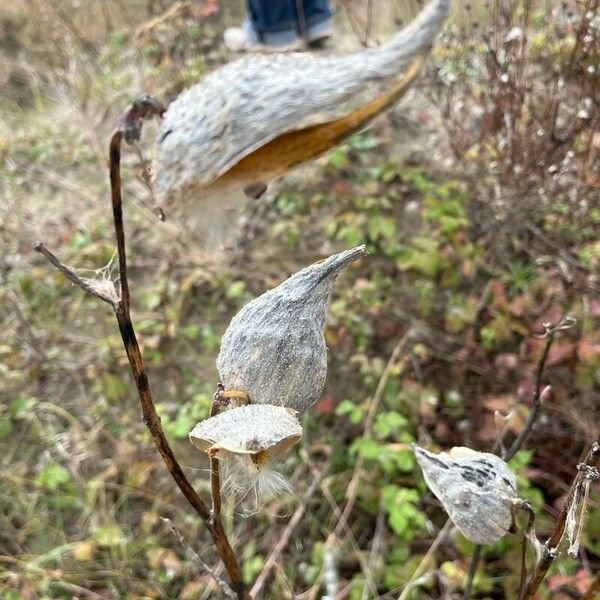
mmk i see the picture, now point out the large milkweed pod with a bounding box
[153,0,450,230]
[216,245,367,414]
[413,445,519,545]
[190,404,302,510]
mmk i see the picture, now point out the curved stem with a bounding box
[36,95,247,599]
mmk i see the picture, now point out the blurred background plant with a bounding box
[0,0,598,598]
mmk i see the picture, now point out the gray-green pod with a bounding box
[216,245,367,414]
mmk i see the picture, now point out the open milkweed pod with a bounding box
[190,404,302,510]
[413,445,519,545]
[216,245,367,414]
[153,0,450,239]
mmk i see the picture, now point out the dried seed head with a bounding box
[413,445,518,545]
[216,245,367,414]
[189,404,302,459]
[190,404,303,510]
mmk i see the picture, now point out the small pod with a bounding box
[413,445,519,545]
[190,404,302,509]
[216,245,367,414]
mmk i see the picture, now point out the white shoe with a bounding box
[224,20,303,53]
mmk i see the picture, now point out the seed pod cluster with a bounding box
[190,246,367,507]
[413,445,519,545]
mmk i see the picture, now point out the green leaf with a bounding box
[94,524,126,548]
[225,280,246,300]
[336,399,364,424]
[10,396,38,418]
[0,414,12,439]
[374,411,408,437]
[349,438,381,460]
[368,215,396,241]
[35,463,71,491]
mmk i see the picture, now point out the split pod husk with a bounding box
[413,445,519,545]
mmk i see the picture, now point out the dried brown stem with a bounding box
[464,316,575,600]
[35,96,247,599]
[209,392,223,519]
[520,441,600,600]
[504,317,574,461]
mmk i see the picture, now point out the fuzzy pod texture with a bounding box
[413,445,519,545]
[189,404,302,459]
[216,245,367,414]
[153,0,450,211]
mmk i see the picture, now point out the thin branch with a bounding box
[250,470,322,598]
[520,441,600,600]
[398,519,453,600]
[210,390,223,520]
[504,316,575,461]
[463,316,575,600]
[161,517,237,600]
[33,242,117,307]
[513,500,536,598]
[462,545,482,600]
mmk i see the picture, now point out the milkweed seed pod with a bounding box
[153,0,450,234]
[190,404,302,510]
[413,445,519,545]
[216,245,367,414]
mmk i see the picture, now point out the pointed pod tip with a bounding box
[315,244,368,279]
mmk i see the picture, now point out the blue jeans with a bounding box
[247,0,331,34]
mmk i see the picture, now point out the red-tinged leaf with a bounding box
[533,306,563,332]
[546,342,576,366]
[489,280,509,311]
[548,569,591,593]
[332,179,352,195]
[314,393,337,415]
[589,299,600,317]
[520,337,575,366]
[483,394,514,413]
[494,353,519,371]
[508,294,528,317]
[577,339,600,362]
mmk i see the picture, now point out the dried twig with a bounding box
[34,95,247,599]
[504,317,575,462]
[398,519,454,600]
[463,316,575,600]
[161,517,237,600]
[309,329,415,599]
[209,390,224,520]
[250,470,322,598]
[520,441,600,599]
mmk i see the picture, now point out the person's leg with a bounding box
[224,0,332,52]
[296,0,332,46]
[295,0,332,30]
[247,0,297,33]
[248,0,332,33]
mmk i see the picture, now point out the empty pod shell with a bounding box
[413,445,519,545]
[190,404,303,509]
[189,404,302,460]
